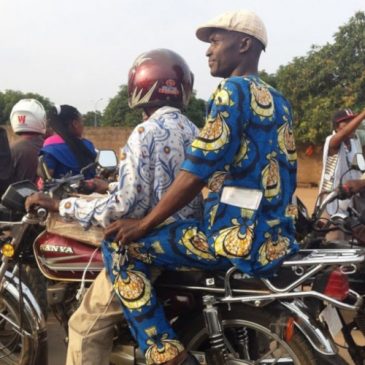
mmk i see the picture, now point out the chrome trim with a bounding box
[218,289,362,311]
[2,271,47,365]
[33,256,99,283]
[281,248,365,266]
[38,256,104,271]
[4,271,45,330]
[158,283,362,312]
[157,283,271,295]
[281,300,338,355]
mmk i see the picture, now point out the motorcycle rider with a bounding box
[9,98,46,184]
[40,104,98,179]
[319,108,365,239]
[101,10,299,365]
[25,49,203,365]
[0,127,11,197]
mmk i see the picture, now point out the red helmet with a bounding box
[128,48,194,110]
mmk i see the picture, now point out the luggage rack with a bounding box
[281,248,365,266]
[220,248,365,311]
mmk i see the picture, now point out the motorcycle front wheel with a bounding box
[0,288,38,365]
[181,305,318,365]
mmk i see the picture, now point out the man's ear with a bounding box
[239,36,252,54]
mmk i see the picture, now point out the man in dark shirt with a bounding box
[9,99,46,184]
[0,127,12,197]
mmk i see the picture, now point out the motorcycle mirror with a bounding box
[1,180,38,212]
[80,161,96,175]
[37,156,52,181]
[351,154,365,172]
[97,150,118,168]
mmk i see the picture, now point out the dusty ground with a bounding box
[295,187,318,214]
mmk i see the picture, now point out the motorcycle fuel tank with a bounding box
[34,231,104,281]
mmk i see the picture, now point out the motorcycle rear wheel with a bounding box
[0,288,38,365]
[181,305,317,365]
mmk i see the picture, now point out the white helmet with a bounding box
[10,99,46,134]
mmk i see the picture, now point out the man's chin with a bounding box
[209,68,220,77]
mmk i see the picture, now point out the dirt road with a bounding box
[296,186,318,214]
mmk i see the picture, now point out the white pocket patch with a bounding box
[221,187,263,210]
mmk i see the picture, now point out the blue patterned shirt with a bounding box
[182,75,299,276]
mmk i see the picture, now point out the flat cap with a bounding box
[196,10,268,48]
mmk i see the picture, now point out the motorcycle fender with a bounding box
[280,300,338,356]
[3,271,48,365]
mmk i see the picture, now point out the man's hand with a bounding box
[342,179,365,194]
[89,178,110,193]
[105,218,149,245]
[25,192,60,212]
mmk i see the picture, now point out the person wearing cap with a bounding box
[8,99,46,184]
[0,127,12,197]
[97,10,298,365]
[319,108,365,230]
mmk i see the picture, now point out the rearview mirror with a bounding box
[351,154,365,172]
[1,180,38,212]
[37,155,52,181]
[97,150,118,168]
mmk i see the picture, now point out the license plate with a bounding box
[320,304,343,338]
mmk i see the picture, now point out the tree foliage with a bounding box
[1,11,364,144]
[0,90,53,125]
[102,85,142,127]
[83,111,102,127]
[185,91,206,128]
[271,11,365,144]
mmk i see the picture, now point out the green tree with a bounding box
[185,91,206,128]
[272,11,365,145]
[0,90,53,125]
[83,111,102,127]
[102,85,142,127]
[259,70,278,89]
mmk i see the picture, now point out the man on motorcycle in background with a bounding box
[9,98,47,184]
[0,127,12,197]
[26,48,202,365]
[100,10,299,365]
[319,108,365,239]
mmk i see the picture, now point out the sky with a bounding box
[1,0,364,114]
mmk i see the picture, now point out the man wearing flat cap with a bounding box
[103,10,299,365]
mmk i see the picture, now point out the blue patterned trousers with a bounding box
[102,220,231,365]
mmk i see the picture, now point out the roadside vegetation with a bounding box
[1,11,364,144]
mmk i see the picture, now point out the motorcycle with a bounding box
[1,179,365,364]
[0,149,119,321]
[293,154,365,365]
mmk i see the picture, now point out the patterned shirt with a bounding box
[59,106,203,228]
[181,75,299,276]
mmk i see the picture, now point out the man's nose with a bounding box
[206,46,212,57]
